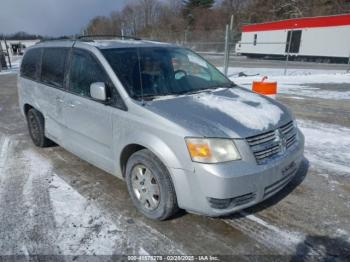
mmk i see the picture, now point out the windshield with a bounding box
[101,47,233,99]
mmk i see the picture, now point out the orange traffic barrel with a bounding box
[252,76,277,97]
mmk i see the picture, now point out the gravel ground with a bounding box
[0,72,349,261]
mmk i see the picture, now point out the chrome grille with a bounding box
[246,121,297,165]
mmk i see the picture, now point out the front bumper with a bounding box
[169,129,305,216]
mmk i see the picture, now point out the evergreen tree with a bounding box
[182,0,215,27]
[183,0,215,9]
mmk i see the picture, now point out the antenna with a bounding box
[136,48,144,105]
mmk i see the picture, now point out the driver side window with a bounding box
[68,50,107,98]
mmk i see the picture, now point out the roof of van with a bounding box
[87,39,176,49]
[34,39,178,49]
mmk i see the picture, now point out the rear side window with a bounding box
[20,48,41,80]
[41,48,69,88]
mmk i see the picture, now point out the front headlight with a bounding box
[185,138,241,163]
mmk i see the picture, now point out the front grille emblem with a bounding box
[280,135,287,154]
[276,129,287,154]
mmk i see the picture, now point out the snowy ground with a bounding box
[0,56,21,75]
[226,67,350,100]
[0,63,350,260]
[298,120,350,175]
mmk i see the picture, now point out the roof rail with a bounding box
[78,35,141,41]
[38,37,76,43]
[35,35,143,46]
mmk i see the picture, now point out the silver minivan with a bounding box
[18,37,304,220]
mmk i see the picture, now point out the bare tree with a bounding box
[140,0,160,27]
[83,0,350,42]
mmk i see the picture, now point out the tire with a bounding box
[125,149,179,220]
[26,108,53,147]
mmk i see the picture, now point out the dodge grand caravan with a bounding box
[18,37,304,220]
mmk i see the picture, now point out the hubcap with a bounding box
[131,164,160,211]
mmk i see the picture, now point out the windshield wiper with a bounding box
[135,82,237,101]
[208,82,236,90]
[165,84,236,97]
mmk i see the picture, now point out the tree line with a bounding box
[83,0,350,43]
[2,0,349,42]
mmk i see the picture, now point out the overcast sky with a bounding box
[0,0,128,36]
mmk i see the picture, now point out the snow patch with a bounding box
[49,175,123,255]
[0,56,21,75]
[225,211,308,254]
[22,148,52,174]
[0,136,11,174]
[298,120,350,175]
[336,229,350,242]
[226,67,350,100]
[194,88,283,130]
[224,67,346,78]
[288,96,305,100]
[241,211,304,245]
[0,69,18,75]
[138,246,150,255]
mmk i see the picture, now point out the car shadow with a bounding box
[224,156,310,220]
[291,234,350,261]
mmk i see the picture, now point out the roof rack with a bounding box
[38,37,74,43]
[78,35,142,41]
[37,35,141,44]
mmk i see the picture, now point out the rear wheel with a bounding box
[26,108,53,147]
[125,149,179,220]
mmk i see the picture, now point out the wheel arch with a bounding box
[119,136,185,179]
[120,144,146,178]
[23,103,34,116]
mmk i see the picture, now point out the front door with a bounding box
[63,48,115,172]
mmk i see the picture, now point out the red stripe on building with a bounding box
[242,13,350,32]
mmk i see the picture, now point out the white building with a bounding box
[236,13,350,63]
[0,39,40,56]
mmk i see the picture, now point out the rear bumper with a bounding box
[170,130,304,216]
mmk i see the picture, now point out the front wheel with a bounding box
[125,149,179,220]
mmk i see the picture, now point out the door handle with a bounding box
[69,103,75,108]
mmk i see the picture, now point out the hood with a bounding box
[144,87,293,138]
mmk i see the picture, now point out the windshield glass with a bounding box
[101,47,233,99]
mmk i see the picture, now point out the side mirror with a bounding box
[90,82,107,101]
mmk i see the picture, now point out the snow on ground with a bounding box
[49,175,123,255]
[0,56,21,75]
[225,67,346,78]
[17,147,185,255]
[20,148,131,255]
[224,67,350,100]
[298,120,350,176]
[0,136,10,176]
[240,211,304,246]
